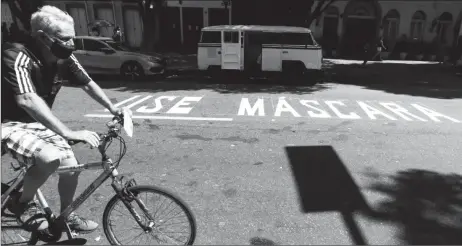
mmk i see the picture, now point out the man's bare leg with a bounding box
[57,156,99,232]
[58,157,79,213]
[19,146,61,203]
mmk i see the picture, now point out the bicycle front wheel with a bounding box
[103,185,196,245]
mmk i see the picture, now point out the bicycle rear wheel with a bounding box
[103,185,196,245]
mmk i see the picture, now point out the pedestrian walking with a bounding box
[90,26,100,37]
[112,25,122,42]
[363,36,387,66]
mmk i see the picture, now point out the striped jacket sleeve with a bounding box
[65,54,92,85]
[2,48,36,94]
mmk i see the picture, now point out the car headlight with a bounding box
[148,56,160,63]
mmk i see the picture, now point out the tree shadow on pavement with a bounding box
[363,169,462,245]
[322,59,462,99]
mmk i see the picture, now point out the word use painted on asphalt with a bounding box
[85,95,461,123]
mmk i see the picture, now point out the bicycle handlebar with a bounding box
[68,115,124,146]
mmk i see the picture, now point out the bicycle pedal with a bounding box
[125,178,137,188]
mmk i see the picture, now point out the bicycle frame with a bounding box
[36,133,125,222]
[1,116,155,242]
[38,158,118,221]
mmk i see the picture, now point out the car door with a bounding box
[81,39,118,74]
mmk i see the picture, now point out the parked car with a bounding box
[72,36,167,80]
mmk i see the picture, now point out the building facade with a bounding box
[310,0,462,58]
[1,0,144,48]
[2,0,461,57]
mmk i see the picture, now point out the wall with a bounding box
[315,0,462,45]
[1,2,14,25]
[43,0,145,47]
[380,1,462,43]
[166,0,230,30]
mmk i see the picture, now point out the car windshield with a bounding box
[103,40,131,51]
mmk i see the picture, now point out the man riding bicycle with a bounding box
[2,5,125,233]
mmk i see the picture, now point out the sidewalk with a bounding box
[162,52,198,72]
[323,58,462,88]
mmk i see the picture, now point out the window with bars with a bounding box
[436,12,453,44]
[410,11,426,41]
[382,9,400,47]
[437,22,451,44]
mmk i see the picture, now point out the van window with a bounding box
[224,31,239,43]
[284,33,315,45]
[201,31,221,43]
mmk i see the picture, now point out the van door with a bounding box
[221,31,242,70]
[261,33,282,72]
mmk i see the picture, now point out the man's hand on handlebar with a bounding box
[66,130,100,148]
[66,107,131,147]
[108,106,124,118]
[109,107,132,125]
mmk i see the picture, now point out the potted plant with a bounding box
[381,40,391,59]
[394,39,409,60]
[424,42,437,61]
[443,46,452,63]
[415,41,425,61]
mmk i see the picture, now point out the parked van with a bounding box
[197,25,323,77]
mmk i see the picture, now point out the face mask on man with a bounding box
[42,32,75,59]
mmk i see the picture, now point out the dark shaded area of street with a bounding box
[71,60,462,99]
[43,238,87,245]
[364,169,462,245]
[249,236,278,245]
[323,60,462,99]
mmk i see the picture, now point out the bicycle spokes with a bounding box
[103,186,195,245]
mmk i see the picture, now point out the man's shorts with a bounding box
[1,121,75,165]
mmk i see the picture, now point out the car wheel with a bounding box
[121,62,144,81]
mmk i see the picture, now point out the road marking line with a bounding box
[104,95,141,112]
[85,114,234,122]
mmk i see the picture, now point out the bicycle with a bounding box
[1,113,196,245]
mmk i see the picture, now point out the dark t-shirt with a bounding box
[2,39,92,123]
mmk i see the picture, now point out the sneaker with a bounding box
[66,213,99,233]
[8,193,49,231]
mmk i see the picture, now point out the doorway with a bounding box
[182,7,203,54]
[244,32,263,71]
[343,17,376,58]
[67,4,88,36]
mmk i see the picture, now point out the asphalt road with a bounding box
[2,77,462,245]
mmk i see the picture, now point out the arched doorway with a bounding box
[436,12,453,45]
[341,0,381,58]
[383,9,400,50]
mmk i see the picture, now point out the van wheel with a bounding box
[121,62,144,81]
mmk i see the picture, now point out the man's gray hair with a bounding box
[30,5,74,35]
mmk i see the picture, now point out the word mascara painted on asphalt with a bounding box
[238,98,460,123]
[88,95,461,123]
